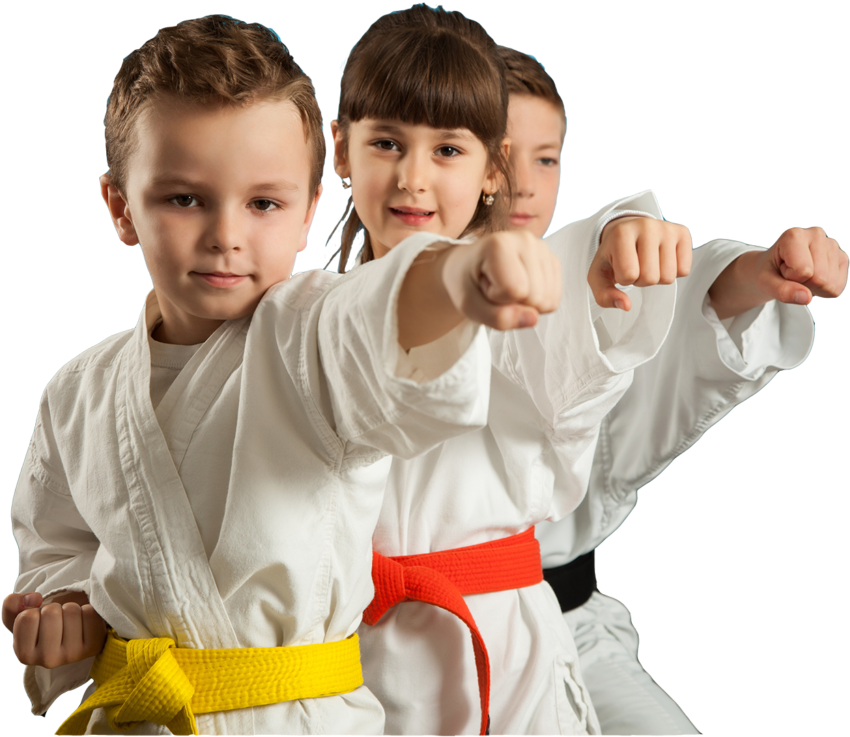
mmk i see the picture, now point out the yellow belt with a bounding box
[57,629,363,735]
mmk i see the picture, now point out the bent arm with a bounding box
[12,408,101,715]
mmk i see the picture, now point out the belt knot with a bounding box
[363,553,409,625]
[58,632,198,735]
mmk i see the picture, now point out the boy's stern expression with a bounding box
[334,119,499,258]
[103,96,320,345]
[506,95,564,239]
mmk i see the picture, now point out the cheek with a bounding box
[444,170,484,220]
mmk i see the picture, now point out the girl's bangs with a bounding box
[342,30,505,137]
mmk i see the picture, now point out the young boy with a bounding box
[1,17,564,735]
[498,45,847,734]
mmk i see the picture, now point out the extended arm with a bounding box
[708,227,847,319]
[397,230,561,349]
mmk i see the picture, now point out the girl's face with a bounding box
[333,119,501,258]
[506,94,564,239]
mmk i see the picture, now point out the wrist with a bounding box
[709,250,771,320]
[398,246,464,350]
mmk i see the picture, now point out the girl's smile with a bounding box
[389,205,436,226]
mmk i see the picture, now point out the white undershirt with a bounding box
[148,334,202,409]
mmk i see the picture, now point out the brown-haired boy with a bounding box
[2,17,563,734]
[498,45,847,735]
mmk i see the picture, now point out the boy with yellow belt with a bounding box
[2,17,563,734]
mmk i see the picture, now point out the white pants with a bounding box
[563,592,698,735]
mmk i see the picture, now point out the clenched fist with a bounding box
[589,216,692,310]
[444,229,562,331]
[3,591,107,668]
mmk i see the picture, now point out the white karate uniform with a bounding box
[11,237,492,735]
[537,238,815,735]
[360,192,678,735]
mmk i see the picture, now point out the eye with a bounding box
[169,194,199,208]
[537,158,558,167]
[436,145,462,158]
[250,199,279,212]
[373,139,400,152]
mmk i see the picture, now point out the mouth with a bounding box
[509,213,535,226]
[392,205,434,215]
[192,271,247,288]
[390,206,435,226]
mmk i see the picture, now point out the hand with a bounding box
[443,230,561,330]
[589,216,692,310]
[3,591,107,668]
[756,227,847,303]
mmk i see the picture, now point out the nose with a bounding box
[397,148,430,194]
[512,156,535,200]
[206,205,242,254]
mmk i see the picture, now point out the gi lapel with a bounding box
[114,293,254,734]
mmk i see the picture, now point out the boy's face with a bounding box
[506,94,564,239]
[103,96,320,345]
[333,119,500,258]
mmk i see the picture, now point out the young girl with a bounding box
[498,45,846,735]
[329,6,692,734]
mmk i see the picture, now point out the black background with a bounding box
[13,5,850,734]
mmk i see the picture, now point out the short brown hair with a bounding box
[105,15,325,196]
[332,4,511,272]
[498,45,566,132]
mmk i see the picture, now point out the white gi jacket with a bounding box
[359,192,677,735]
[536,238,814,735]
[11,237,492,735]
[537,238,815,564]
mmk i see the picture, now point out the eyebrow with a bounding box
[366,122,478,142]
[149,177,299,192]
[533,143,562,153]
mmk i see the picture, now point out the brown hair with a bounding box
[498,45,566,133]
[105,14,325,197]
[332,4,511,272]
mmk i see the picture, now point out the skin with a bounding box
[333,119,503,258]
[506,94,565,238]
[103,95,322,346]
[505,91,847,315]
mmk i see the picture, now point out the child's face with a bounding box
[506,94,564,239]
[103,96,320,344]
[334,119,499,258]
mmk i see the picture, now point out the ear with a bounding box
[483,137,511,195]
[331,120,351,179]
[297,183,323,253]
[99,174,139,246]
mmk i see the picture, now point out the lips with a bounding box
[192,271,247,287]
[510,213,535,227]
[390,206,435,226]
[392,205,434,215]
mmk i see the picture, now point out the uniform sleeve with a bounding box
[537,238,815,565]
[310,234,491,461]
[484,192,676,519]
[11,399,100,715]
[489,191,676,434]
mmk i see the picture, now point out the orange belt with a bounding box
[364,528,543,736]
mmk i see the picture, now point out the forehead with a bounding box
[127,95,312,191]
[507,95,565,147]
